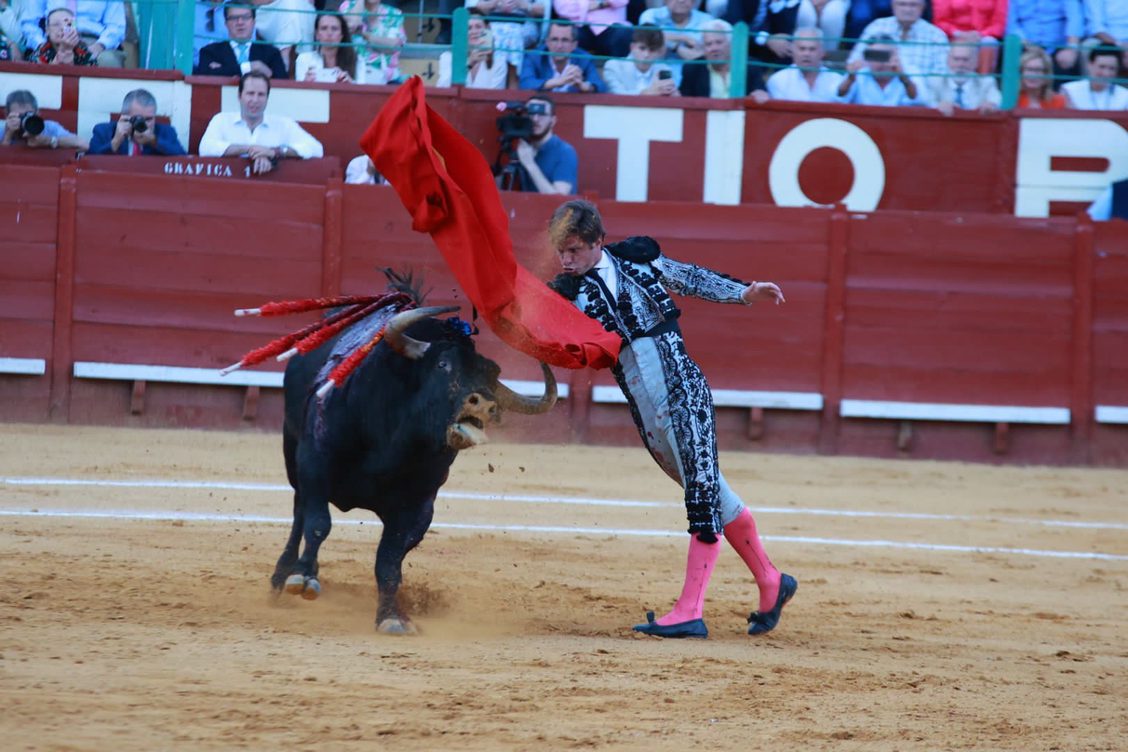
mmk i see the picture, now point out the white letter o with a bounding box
[768,118,886,211]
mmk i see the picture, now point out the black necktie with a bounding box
[586,269,616,309]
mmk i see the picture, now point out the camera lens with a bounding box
[20,112,45,137]
[130,115,149,133]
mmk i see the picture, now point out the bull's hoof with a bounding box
[376,617,418,635]
[284,574,320,600]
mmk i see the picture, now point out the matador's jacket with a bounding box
[550,236,750,535]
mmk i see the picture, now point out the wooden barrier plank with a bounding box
[0,322,54,359]
[72,285,321,332]
[0,280,55,320]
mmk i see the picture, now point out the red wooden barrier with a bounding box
[1,155,1125,464]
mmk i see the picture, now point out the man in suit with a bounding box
[193,3,287,79]
[679,19,768,101]
[88,89,186,156]
[1088,178,1128,221]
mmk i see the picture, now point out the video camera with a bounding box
[19,112,45,138]
[495,100,549,141]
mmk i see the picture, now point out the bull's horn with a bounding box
[496,362,558,415]
[383,305,459,360]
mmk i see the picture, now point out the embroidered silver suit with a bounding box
[557,247,752,535]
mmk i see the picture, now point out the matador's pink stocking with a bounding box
[654,534,722,626]
[724,508,781,612]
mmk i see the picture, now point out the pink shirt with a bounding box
[931,0,1008,40]
[552,0,628,35]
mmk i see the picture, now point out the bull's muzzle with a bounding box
[447,392,498,450]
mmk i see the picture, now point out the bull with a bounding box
[270,290,557,634]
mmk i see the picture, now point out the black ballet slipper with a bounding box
[747,573,798,636]
[632,610,708,639]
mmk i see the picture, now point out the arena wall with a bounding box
[3,63,1128,216]
[2,154,1125,466]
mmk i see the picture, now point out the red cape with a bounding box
[359,78,620,370]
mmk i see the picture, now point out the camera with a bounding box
[128,114,149,134]
[495,100,548,141]
[863,48,892,63]
[19,111,45,137]
[658,69,672,80]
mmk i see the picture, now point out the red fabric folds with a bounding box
[359,78,620,370]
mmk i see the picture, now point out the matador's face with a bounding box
[556,235,602,277]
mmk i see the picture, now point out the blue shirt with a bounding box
[519,49,607,93]
[839,70,928,107]
[1007,0,1085,52]
[6,118,72,146]
[522,134,578,194]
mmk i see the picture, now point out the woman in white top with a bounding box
[436,10,508,89]
[1062,48,1128,111]
[295,12,363,83]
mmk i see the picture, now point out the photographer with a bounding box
[837,36,929,107]
[1,90,87,150]
[499,95,577,195]
[88,89,186,156]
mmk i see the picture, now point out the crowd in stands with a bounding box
[2,1,1128,211]
[0,0,1125,112]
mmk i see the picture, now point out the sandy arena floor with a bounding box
[1,424,1125,751]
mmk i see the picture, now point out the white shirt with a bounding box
[253,0,314,54]
[198,111,324,158]
[766,66,845,102]
[602,59,674,96]
[295,50,367,83]
[591,250,618,299]
[435,50,507,89]
[1062,80,1128,111]
[929,74,1002,110]
[345,155,380,184]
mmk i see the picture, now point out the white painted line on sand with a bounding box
[3,476,1126,532]
[0,508,1126,562]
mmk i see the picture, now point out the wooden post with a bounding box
[818,207,849,455]
[49,164,77,423]
[1070,215,1095,463]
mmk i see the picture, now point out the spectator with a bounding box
[296,11,363,82]
[797,0,850,48]
[194,4,288,79]
[724,0,801,66]
[198,71,324,174]
[340,0,406,84]
[345,154,387,184]
[20,0,125,66]
[838,35,928,105]
[1,0,23,60]
[931,0,1006,73]
[766,26,844,101]
[88,89,186,156]
[1062,47,1128,109]
[511,94,578,194]
[1006,0,1085,79]
[845,0,892,44]
[1084,1,1128,64]
[28,8,95,66]
[1016,46,1067,108]
[1087,178,1128,221]
[2,89,88,150]
[930,42,1000,114]
[639,0,712,84]
[849,0,949,83]
[466,0,548,87]
[603,25,679,95]
[250,0,314,72]
[519,21,607,92]
[679,19,769,100]
[436,10,508,88]
[195,0,229,65]
[552,0,633,60]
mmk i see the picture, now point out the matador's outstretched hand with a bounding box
[741,282,786,305]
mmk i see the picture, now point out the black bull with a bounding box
[271,305,557,634]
